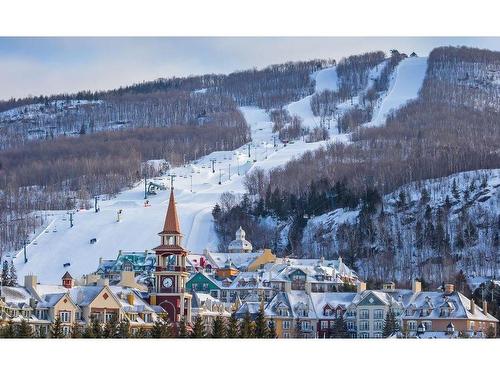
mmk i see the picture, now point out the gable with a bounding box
[54,294,78,311]
[358,292,386,307]
[186,273,220,290]
[88,287,122,309]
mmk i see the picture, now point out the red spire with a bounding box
[160,188,181,235]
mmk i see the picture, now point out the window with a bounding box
[423,321,432,331]
[470,321,475,331]
[143,314,152,323]
[62,326,70,336]
[321,321,329,329]
[359,320,369,331]
[373,332,382,338]
[347,321,355,330]
[60,311,71,322]
[282,320,291,329]
[105,312,116,322]
[374,320,383,331]
[283,332,290,338]
[374,309,384,320]
[301,321,311,331]
[359,309,369,319]
[408,321,417,331]
[359,332,369,339]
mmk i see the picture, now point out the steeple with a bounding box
[160,188,181,235]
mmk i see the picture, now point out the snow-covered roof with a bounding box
[227,227,253,253]
[68,286,104,306]
[207,251,263,270]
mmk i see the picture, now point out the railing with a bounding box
[155,266,187,272]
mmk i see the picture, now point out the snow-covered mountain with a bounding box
[8,54,428,283]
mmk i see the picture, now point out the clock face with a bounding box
[162,277,173,288]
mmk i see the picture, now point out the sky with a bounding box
[1,37,500,100]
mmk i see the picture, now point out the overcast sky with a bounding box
[1,37,500,100]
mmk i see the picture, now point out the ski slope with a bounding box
[12,58,429,284]
[13,66,345,284]
[366,57,428,127]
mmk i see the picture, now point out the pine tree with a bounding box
[1,260,9,286]
[9,260,17,286]
[420,188,430,205]
[133,327,148,338]
[71,321,82,338]
[452,178,460,200]
[239,312,254,338]
[332,315,349,338]
[91,317,102,338]
[190,315,206,338]
[16,319,33,338]
[177,318,188,338]
[254,304,268,338]
[2,320,15,338]
[268,319,277,338]
[50,317,64,338]
[103,315,119,338]
[211,314,226,338]
[382,309,399,338]
[152,318,172,338]
[117,319,130,338]
[226,314,239,338]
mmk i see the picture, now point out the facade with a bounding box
[149,188,192,323]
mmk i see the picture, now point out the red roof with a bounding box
[159,189,181,235]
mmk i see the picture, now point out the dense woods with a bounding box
[214,46,500,286]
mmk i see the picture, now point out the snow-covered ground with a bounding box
[11,58,428,284]
[365,57,428,127]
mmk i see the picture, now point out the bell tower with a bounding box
[150,188,192,323]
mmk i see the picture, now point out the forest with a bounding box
[213,46,500,286]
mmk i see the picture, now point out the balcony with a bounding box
[155,265,187,273]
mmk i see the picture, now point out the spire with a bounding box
[160,188,181,235]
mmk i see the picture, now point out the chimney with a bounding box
[127,292,135,306]
[483,300,488,315]
[470,298,476,314]
[357,282,366,293]
[444,283,454,295]
[97,278,109,287]
[24,274,37,289]
[382,282,395,291]
[412,280,422,294]
[119,271,135,288]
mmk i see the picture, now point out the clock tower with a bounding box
[150,188,192,323]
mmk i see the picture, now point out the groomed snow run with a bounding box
[366,56,428,127]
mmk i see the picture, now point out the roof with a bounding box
[62,271,73,280]
[160,189,181,235]
[68,286,105,306]
[207,251,263,270]
[228,227,253,252]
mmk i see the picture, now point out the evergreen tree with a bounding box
[211,314,226,338]
[152,317,172,338]
[190,315,206,338]
[70,321,82,338]
[177,318,188,338]
[226,314,239,338]
[50,317,64,338]
[332,314,349,338]
[2,320,15,338]
[239,312,254,338]
[133,327,148,338]
[103,315,119,338]
[9,261,17,286]
[117,319,130,338]
[16,319,33,338]
[382,309,399,338]
[1,260,9,286]
[82,325,95,338]
[254,304,269,338]
[420,188,430,205]
[295,319,304,338]
[268,319,277,338]
[452,178,460,200]
[91,317,102,338]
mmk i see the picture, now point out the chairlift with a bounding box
[63,262,71,267]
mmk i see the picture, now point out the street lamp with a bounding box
[219,169,222,185]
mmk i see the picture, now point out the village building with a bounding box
[148,188,192,323]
